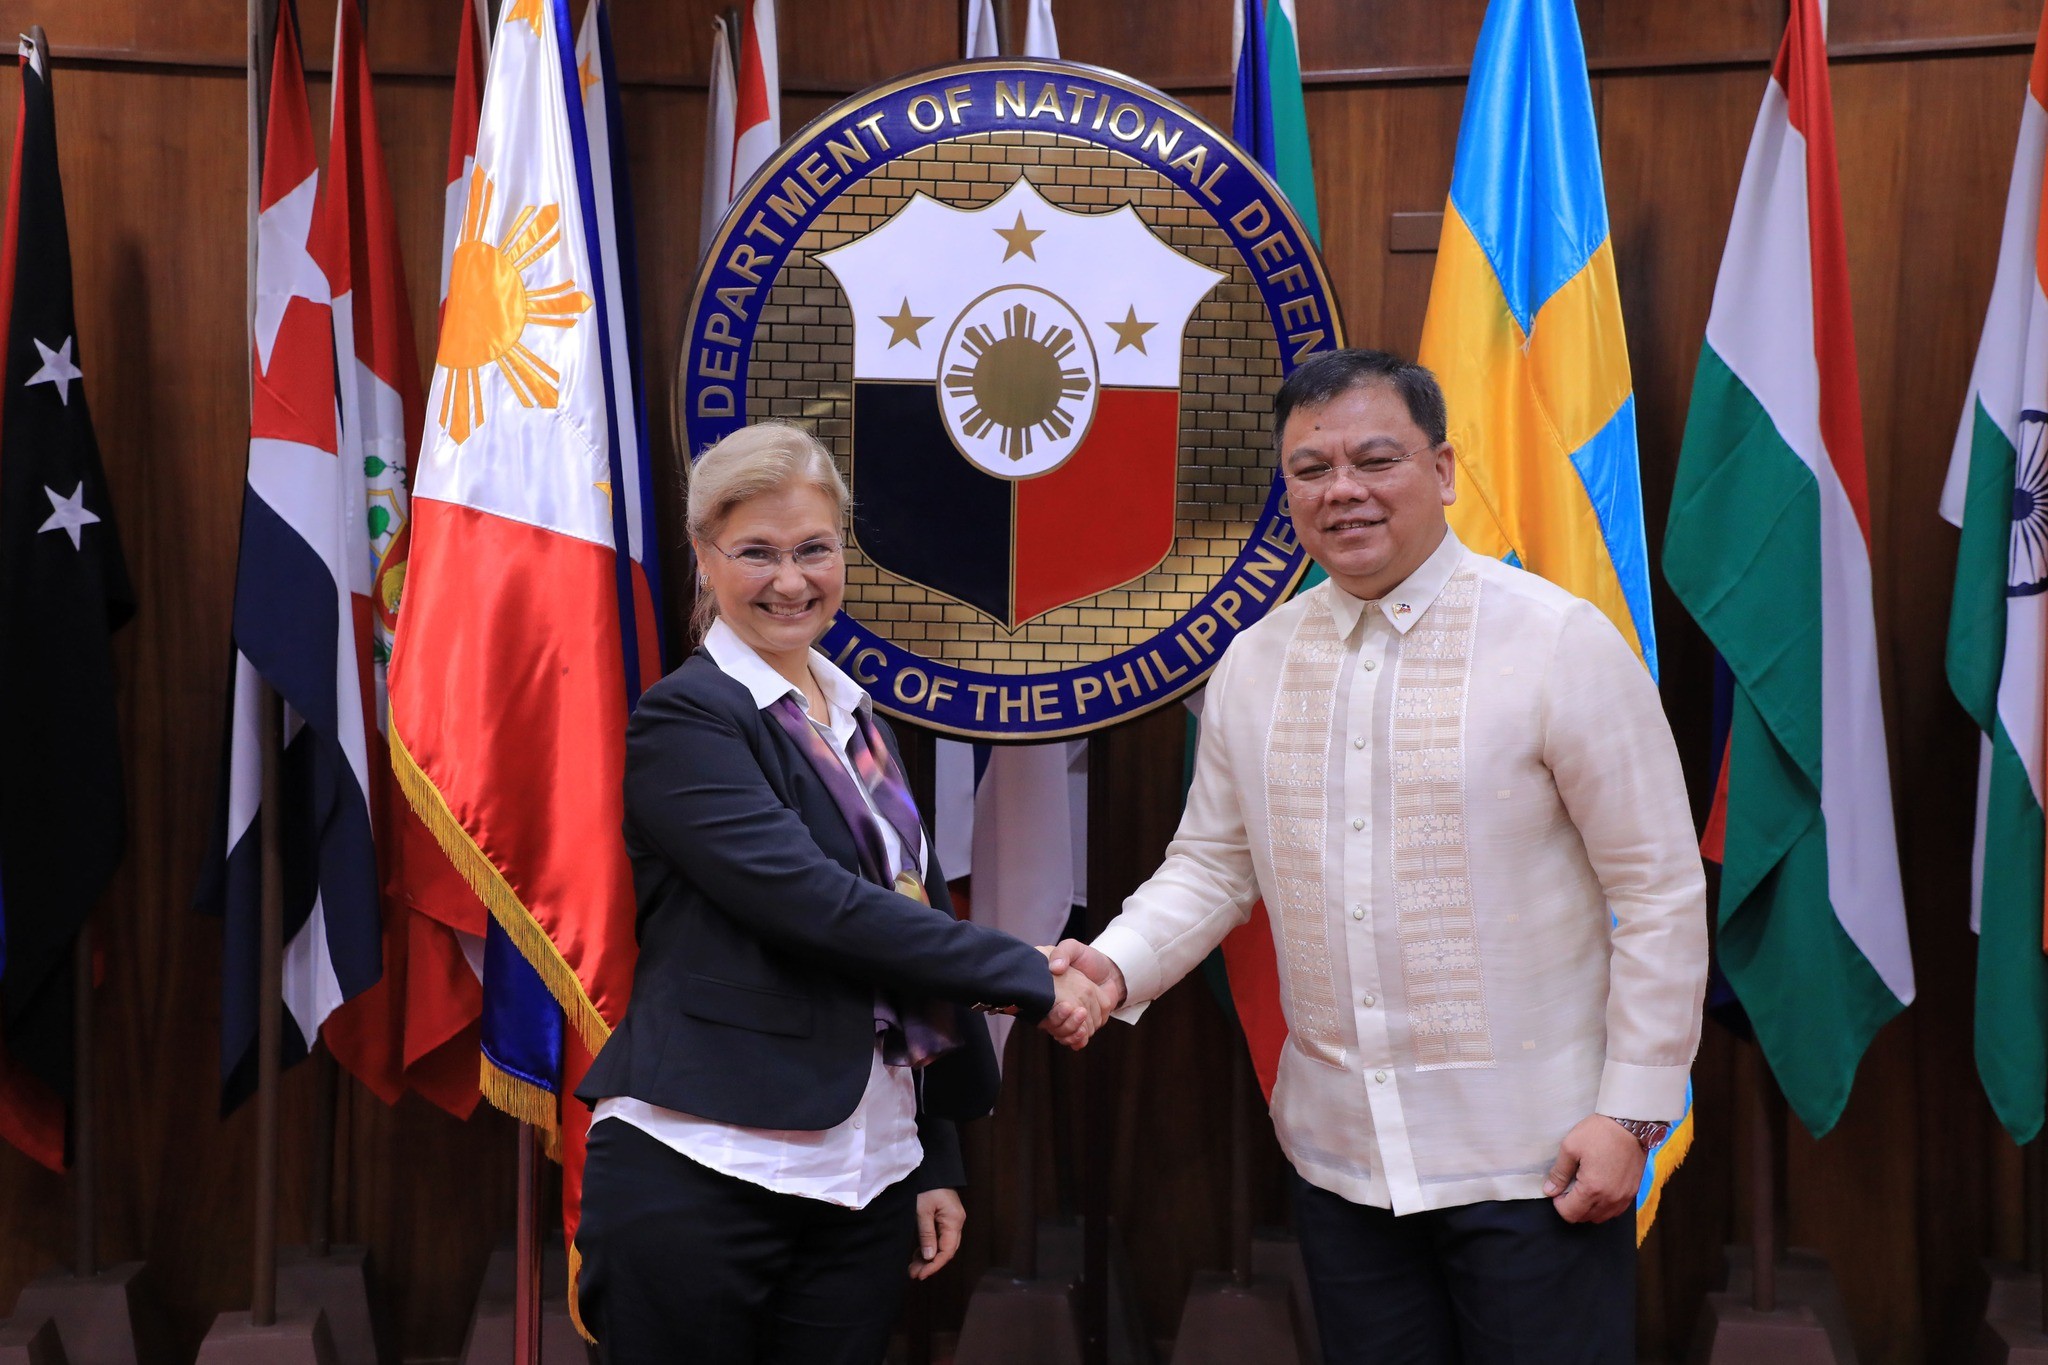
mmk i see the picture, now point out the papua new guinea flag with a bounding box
[819,177,1221,629]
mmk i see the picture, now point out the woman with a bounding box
[574,421,1106,1364]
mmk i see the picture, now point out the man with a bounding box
[1049,349,1706,1363]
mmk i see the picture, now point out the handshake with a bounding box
[1034,939,1128,1051]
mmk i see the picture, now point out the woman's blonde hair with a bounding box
[685,421,850,641]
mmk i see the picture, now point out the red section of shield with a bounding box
[1013,388,1180,627]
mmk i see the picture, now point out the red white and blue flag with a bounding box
[199,0,383,1106]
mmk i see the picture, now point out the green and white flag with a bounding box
[1941,8,2048,1146]
[1664,0,1913,1137]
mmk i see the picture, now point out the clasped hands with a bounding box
[1034,939,1127,1051]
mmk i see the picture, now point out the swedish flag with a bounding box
[1419,0,1655,679]
[1419,0,1685,1241]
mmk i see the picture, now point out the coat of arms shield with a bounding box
[819,177,1223,629]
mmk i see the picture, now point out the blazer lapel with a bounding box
[757,711,869,879]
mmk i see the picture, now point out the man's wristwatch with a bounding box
[1602,1115,1670,1152]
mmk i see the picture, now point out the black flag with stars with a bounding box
[0,30,133,1170]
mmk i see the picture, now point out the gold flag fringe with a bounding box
[477,1056,564,1159]
[476,1056,597,1342]
[1634,1104,1695,1246]
[567,1243,595,1343]
[390,720,613,1055]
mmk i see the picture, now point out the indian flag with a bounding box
[1663,0,1913,1137]
[1941,4,2048,1147]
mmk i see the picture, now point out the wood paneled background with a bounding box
[0,1,2032,1360]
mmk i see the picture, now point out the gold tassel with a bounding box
[1634,1105,1696,1246]
[478,1056,563,1142]
[567,1243,596,1344]
[391,721,613,1054]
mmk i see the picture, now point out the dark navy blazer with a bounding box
[575,651,1057,1191]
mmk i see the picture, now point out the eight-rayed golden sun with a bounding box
[943,303,1092,464]
[435,166,593,445]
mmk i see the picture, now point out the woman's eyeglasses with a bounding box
[705,538,844,578]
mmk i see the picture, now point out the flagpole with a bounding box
[308,1050,334,1258]
[1227,1044,1251,1288]
[2035,1138,2045,1336]
[514,1125,542,1365]
[1747,1044,1777,1315]
[1080,731,1112,1365]
[1010,1034,1038,1280]
[71,921,94,1278]
[245,0,284,1333]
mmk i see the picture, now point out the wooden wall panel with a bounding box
[1294,0,1498,76]
[0,0,242,64]
[1588,0,1781,63]
[0,3,2041,1362]
[1832,0,2041,46]
[1049,0,1235,89]
[779,0,959,90]
[1305,81,1464,354]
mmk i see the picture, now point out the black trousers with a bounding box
[1292,1172,1635,1365]
[576,1118,918,1365]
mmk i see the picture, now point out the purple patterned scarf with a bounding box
[768,694,962,1068]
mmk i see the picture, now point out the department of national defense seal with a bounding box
[678,59,1343,741]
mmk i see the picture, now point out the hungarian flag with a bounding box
[1664,0,1914,1137]
[698,14,736,258]
[1940,1,2048,1146]
[197,0,385,1109]
[731,0,779,194]
[0,31,134,1171]
[388,0,651,1331]
[316,0,482,1120]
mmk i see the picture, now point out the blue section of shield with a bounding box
[480,916,565,1096]
[851,382,1013,624]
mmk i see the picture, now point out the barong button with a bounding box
[1374,1070,1388,1084]
[1362,994,1376,1008]
[1353,736,1365,749]
[1351,818,1364,831]
[1363,659,1378,672]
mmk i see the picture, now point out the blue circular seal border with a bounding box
[678,58,1344,741]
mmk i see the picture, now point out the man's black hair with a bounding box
[1272,349,1448,452]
